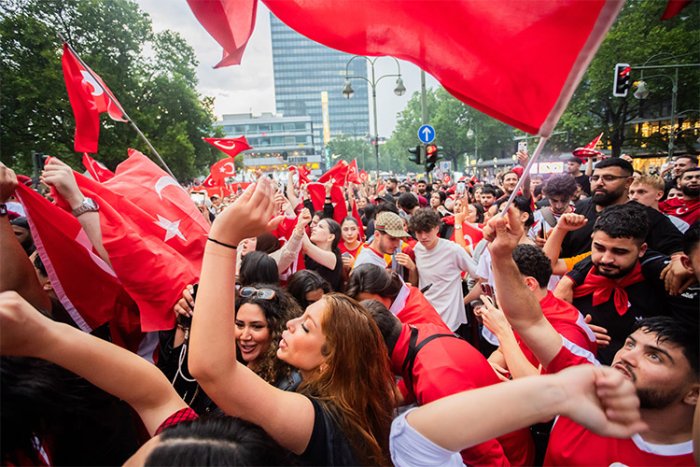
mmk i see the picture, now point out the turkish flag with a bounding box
[204,136,252,157]
[203,174,222,188]
[82,153,115,182]
[359,170,368,183]
[210,157,237,183]
[62,43,126,153]
[346,160,361,184]
[15,184,121,332]
[191,0,622,136]
[318,160,349,185]
[307,182,348,223]
[186,0,257,67]
[289,165,310,184]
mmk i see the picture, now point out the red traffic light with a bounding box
[426,144,438,157]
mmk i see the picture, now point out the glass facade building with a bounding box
[270,13,370,150]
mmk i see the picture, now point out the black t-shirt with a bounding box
[301,397,358,466]
[305,251,343,292]
[568,252,699,365]
[560,200,683,258]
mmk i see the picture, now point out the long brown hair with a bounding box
[298,293,395,465]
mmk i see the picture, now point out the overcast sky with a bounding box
[136,0,439,138]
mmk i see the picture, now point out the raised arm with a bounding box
[0,291,186,436]
[487,208,563,368]
[188,179,316,454]
[542,213,588,275]
[399,364,646,456]
[301,233,338,269]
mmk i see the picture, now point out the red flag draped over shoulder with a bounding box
[189,0,623,137]
[61,43,126,153]
[204,136,252,157]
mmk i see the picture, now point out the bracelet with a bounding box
[207,237,238,249]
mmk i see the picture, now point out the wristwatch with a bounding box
[72,197,99,217]
[0,203,7,217]
[454,224,463,230]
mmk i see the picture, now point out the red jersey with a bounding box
[543,346,694,466]
[660,197,700,225]
[339,241,364,258]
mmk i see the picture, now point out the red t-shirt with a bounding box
[543,346,694,466]
[660,197,700,225]
[392,324,534,466]
[339,241,364,258]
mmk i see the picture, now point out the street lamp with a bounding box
[343,55,405,179]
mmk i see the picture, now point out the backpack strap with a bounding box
[401,327,462,389]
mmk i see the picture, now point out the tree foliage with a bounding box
[0,0,220,179]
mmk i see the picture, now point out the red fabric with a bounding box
[448,221,484,251]
[50,152,205,332]
[186,0,257,67]
[210,157,236,183]
[350,197,365,240]
[391,324,534,466]
[306,183,347,222]
[659,196,700,225]
[661,0,692,19]
[203,136,251,157]
[82,153,115,182]
[15,184,121,331]
[359,170,368,183]
[346,159,361,184]
[339,241,364,258]
[307,182,326,212]
[545,346,693,466]
[288,165,310,184]
[61,43,126,153]
[155,407,199,435]
[573,262,645,316]
[194,0,623,136]
[317,159,349,184]
[396,286,450,331]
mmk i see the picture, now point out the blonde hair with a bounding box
[631,175,664,192]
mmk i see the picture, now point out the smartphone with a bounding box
[456,181,466,194]
[517,141,528,153]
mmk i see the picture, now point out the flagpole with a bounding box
[499,136,548,214]
[58,34,176,179]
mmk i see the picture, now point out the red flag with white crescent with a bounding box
[210,157,237,183]
[62,43,126,153]
[318,160,349,185]
[82,153,115,182]
[204,136,252,158]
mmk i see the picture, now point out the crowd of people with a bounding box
[1,150,699,466]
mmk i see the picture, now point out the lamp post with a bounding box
[343,56,406,179]
[631,55,700,158]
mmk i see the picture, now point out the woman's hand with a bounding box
[173,284,196,318]
[41,158,84,209]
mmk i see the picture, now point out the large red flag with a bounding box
[190,0,622,136]
[203,136,252,157]
[289,165,311,184]
[210,157,237,183]
[82,153,115,182]
[16,184,121,332]
[62,43,126,153]
[346,159,361,184]
[318,160,349,185]
[186,0,258,67]
[307,182,348,223]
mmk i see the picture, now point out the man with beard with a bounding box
[486,207,698,466]
[560,158,683,259]
[566,203,698,364]
[660,167,700,226]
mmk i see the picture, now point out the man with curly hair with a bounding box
[528,174,577,243]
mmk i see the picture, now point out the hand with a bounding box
[475,295,512,338]
[454,202,468,225]
[41,158,83,209]
[394,252,416,271]
[296,208,312,230]
[342,254,355,269]
[660,256,697,296]
[0,291,52,358]
[556,213,588,232]
[209,178,282,246]
[173,284,196,318]
[488,361,511,382]
[0,162,18,203]
[516,150,529,166]
[584,315,611,348]
[555,365,647,438]
[486,206,523,257]
[324,181,333,196]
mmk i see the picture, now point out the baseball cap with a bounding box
[375,211,410,238]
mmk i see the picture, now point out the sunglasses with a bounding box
[239,286,276,300]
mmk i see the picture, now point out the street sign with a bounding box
[417,124,436,144]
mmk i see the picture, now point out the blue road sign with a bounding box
[417,124,436,144]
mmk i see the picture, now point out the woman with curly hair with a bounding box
[235,283,302,390]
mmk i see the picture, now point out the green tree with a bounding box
[552,1,700,156]
[0,0,219,179]
[326,134,373,170]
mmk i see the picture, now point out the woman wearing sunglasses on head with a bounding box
[236,284,302,391]
[189,179,395,466]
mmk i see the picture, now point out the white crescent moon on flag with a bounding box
[214,140,238,150]
[155,176,182,199]
[80,70,104,97]
[219,162,235,175]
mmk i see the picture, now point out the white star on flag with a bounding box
[154,215,187,242]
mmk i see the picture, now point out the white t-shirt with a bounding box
[414,238,473,331]
[390,409,464,467]
[353,246,387,270]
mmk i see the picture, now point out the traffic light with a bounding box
[425,144,439,172]
[613,63,631,97]
[408,145,421,165]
